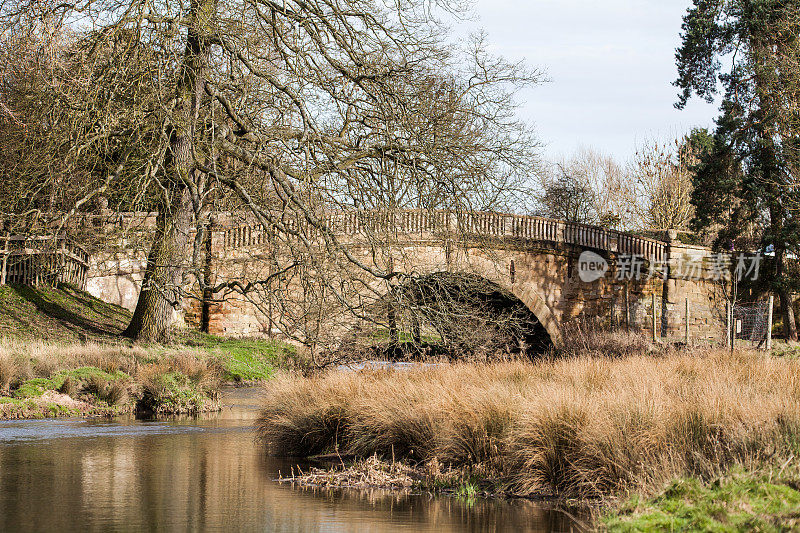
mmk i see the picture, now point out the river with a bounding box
[0,388,583,532]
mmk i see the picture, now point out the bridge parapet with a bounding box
[55,208,667,264]
[215,209,668,263]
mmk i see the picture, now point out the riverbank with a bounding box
[258,349,800,527]
[0,284,299,418]
[0,387,575,532]
[277,457,800,530]
[0,337,299,418]
[602,467,800,531]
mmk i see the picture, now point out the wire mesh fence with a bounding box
[608,293,774,349]
[732,300,771,350]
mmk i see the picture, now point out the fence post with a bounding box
[685,298,690,345]
[766,295,774,352]
[624,283,630,332]
[0,234,8,286]
[652,293,657,343]
[726,301,732,348]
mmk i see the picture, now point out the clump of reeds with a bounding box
[558,319,658,358]
[258,349,800,501]
[0,353,17,392]
[0,337,218,384]
[0,339,139,382]
[83,372,131,406]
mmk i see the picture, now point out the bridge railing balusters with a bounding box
[213,209,668,264]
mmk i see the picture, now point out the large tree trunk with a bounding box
[775,247,799,341]
[780,291,798,341]
[123,188,192,342]
[123,0,214,341]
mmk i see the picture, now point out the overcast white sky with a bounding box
[457,0,719,163]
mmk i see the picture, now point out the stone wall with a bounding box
[86,250,148,312]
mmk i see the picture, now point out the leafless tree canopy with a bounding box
[537,148,628,228]
[536,140,698,235]
[0,0,544,343]
[628,138,696,233]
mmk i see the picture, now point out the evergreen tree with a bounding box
[676,0,800,340]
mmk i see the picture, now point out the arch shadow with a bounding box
[397,272,556,357]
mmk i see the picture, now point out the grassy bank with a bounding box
[258,350,800,511]
[0,337,296,419]
[0,284,299,418]
[603,468,800,531]
[0,339,249,418]
[0,283,130,342]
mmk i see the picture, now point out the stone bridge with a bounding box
[85,210,727,347]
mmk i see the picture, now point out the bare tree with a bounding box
[0,0,543,344]
[537,148,629,228]
[628,137,696,234]
[538,165,597,224]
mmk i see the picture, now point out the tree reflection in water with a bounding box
[0,389,584,532]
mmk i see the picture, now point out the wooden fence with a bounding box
[0,235,89,289]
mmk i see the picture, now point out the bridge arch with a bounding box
[445,251,565,351]
[507,284,562,349]
[394,270,558,355]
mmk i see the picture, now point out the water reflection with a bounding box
[0,389,583,532]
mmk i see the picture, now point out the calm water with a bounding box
[0,388,582,532]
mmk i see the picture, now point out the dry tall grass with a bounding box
[0,338,222,397]
[557,320,659,358]
[258,350,800,500]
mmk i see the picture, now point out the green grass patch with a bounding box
[181,332,298,382]
[0,283,130,342]
[772,341,800,359]
[138,370,220,415]
[454,480,480,501]
[0,396,82,419]
[604,470,800,532]
[13,367,129,399]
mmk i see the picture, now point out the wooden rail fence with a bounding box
[0,235,89,289]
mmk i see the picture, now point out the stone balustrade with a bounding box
[217,210,668,263]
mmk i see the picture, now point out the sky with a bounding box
[456,0,720,163]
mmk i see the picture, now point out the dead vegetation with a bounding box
[0,339,213,385]
[558,321,659,358]
[258,348,800,502]
[279,455,417,491]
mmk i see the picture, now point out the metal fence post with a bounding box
[685,298,690,345]
[726,301,732,348]
[766,295,774,352]
[652,293,657,343]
